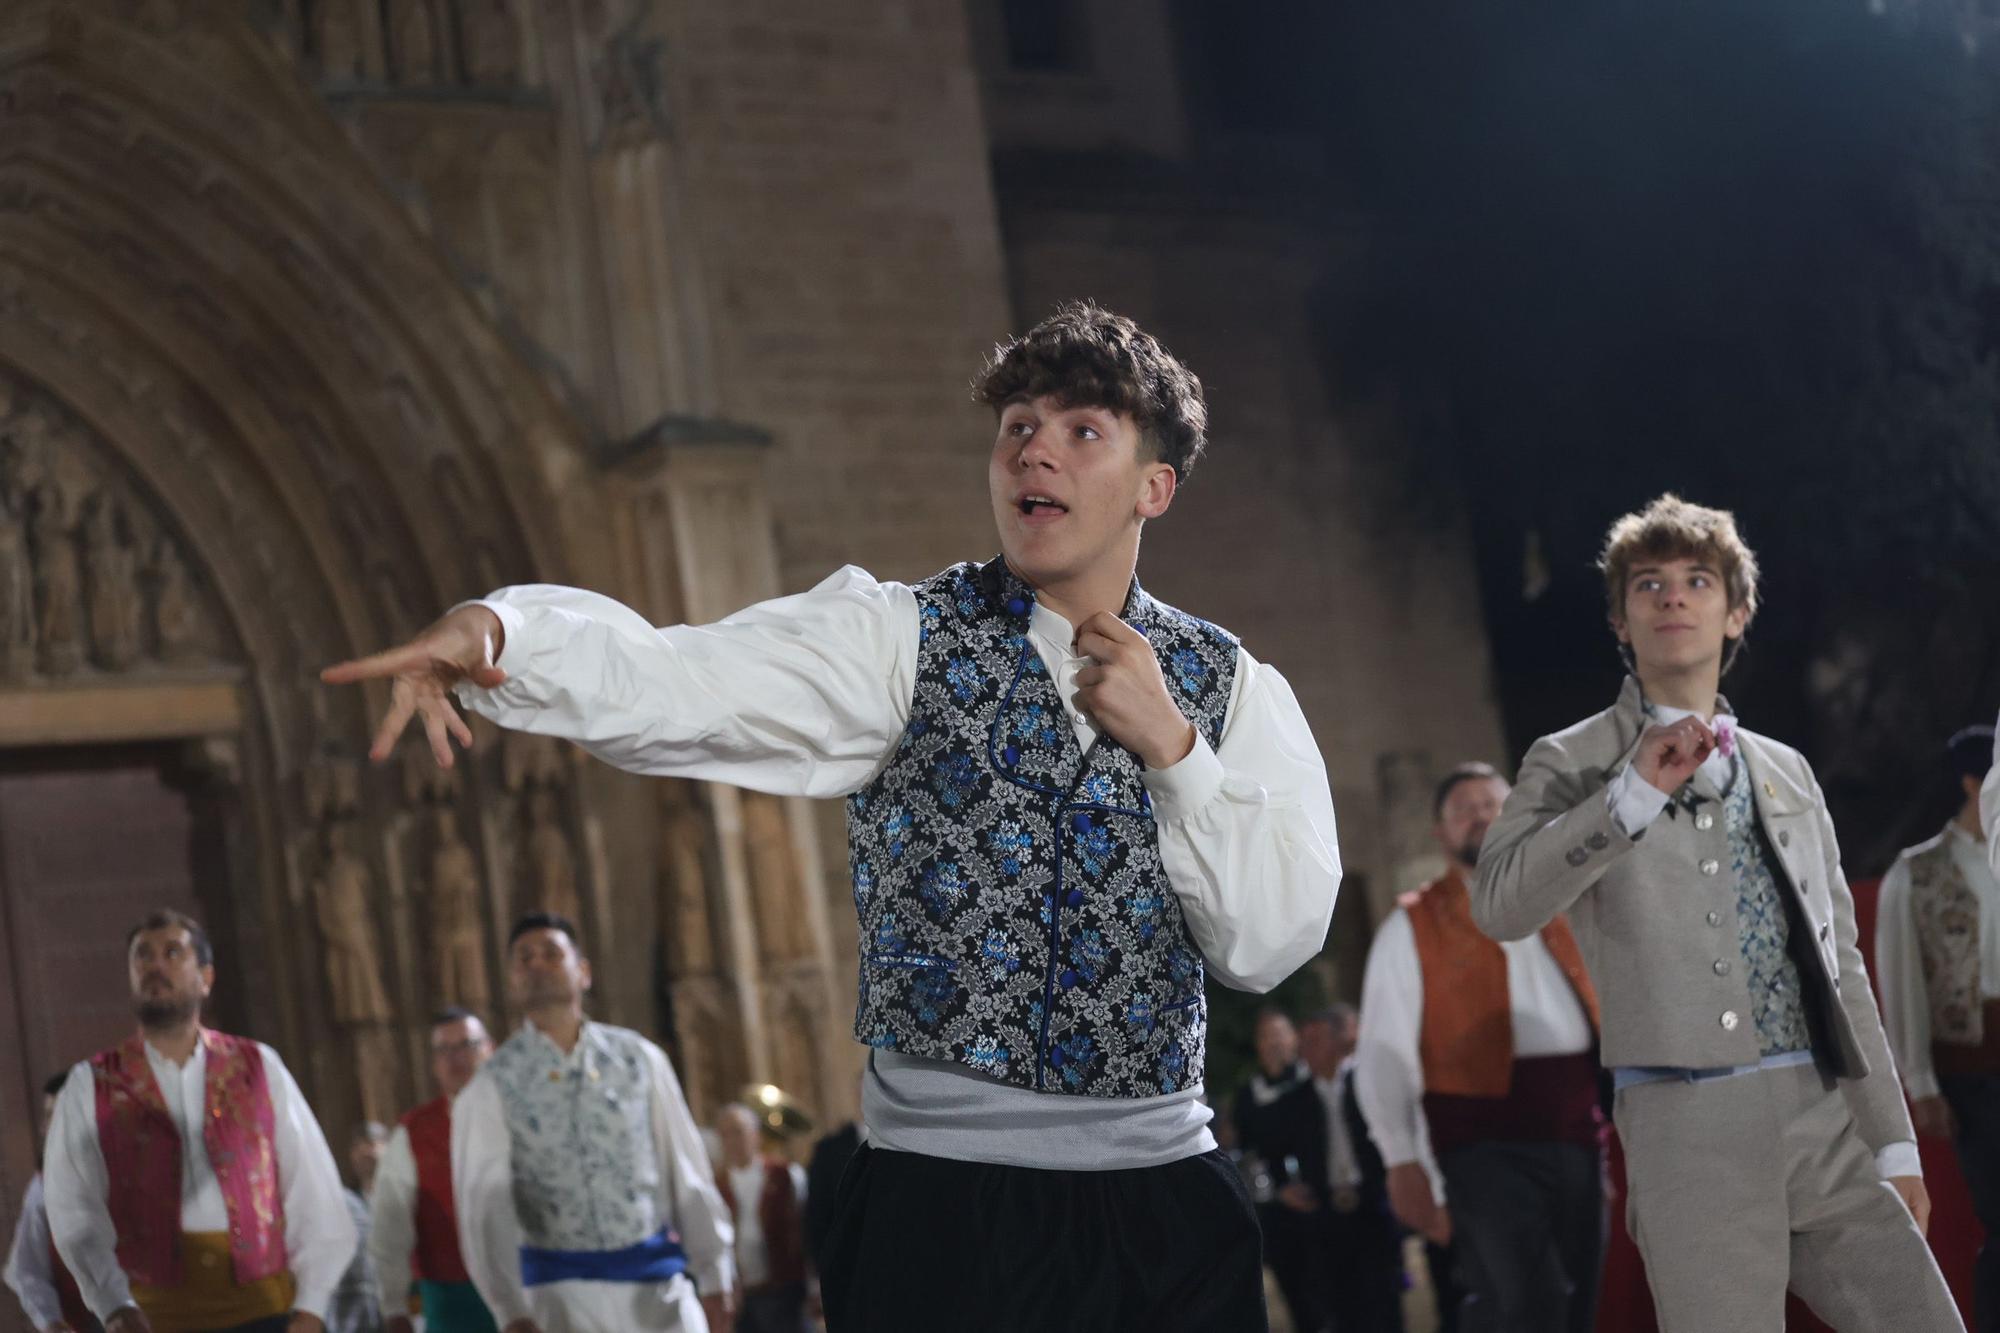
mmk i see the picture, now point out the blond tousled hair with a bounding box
[1598,494,1761,635]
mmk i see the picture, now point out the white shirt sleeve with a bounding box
[4,1176,64,1332]
[1604,766,1673,838]
[262,1045,357,1319]
[1353,911,1443,1200]
[450,1073,531,1327]
[641,1042,736,1298]
[1143,653,1341,992]
[43,1061,131,1321]
[455,567,917,799]
[1984,727,2000,880]
[368,1124,419,1318]
[1874,858,1938,1102]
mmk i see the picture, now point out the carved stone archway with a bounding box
[0,0,608,1134]
[0,1,849,1176]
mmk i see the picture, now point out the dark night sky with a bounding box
[1187,0,2000,873]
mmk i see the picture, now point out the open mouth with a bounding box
[1016,493,1069,520]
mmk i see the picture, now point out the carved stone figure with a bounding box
[314,0,369,82]
[0,446,36,680]
[768,991,825,1126]
[30,481,83,677]
[151,537,203,662]
[312,821,395,1026]
[427,805,490,1011]
[461,0,523,85]
[659,781,715,977]
[389,0,440,86]
[743,793,809,963]
[83,495,142,671]
[522,786,580,924]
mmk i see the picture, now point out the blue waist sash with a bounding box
[519,1227,687,1288]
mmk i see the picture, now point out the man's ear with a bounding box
[1136,462,1177,521]
[579,959,594,994]
[1723,600,1750,640]
[198,964,216,999]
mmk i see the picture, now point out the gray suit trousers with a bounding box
[1616,1060,1962,1332]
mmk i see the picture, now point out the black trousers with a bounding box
[1437,1140,1603,1333]
[1944,1073,2000,1333]
[1322,1204,1406,1333]
[1260,1201,1326,1332]
[821,1143,1267,1332]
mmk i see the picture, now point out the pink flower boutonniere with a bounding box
[1714,715,1737,760]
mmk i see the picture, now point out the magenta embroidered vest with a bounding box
[90,1029,287,1287]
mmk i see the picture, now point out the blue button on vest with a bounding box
[845,557,1238,1097]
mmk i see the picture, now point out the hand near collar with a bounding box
[1072,612,1197,770]
[1633,715,1717,796]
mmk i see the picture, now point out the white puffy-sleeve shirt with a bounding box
[456,566,1341,992]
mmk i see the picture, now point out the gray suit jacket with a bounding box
[1471,677,1913,1155]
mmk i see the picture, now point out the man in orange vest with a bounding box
[368,1008,498,1333]
[1356,763,1604,1333]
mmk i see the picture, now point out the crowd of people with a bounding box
[4,301,1998,1331]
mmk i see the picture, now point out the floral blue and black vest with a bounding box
[484,1021,669,1252]
[845,556,1239,1098]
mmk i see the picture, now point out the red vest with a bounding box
[716,1156,805,1287]
[89,1030,287,1288]
[399,1096,472,1283]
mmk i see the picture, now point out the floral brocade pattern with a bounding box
[485,1022,665,1252]
[845,557,1238,1098]
[1909,837,1984,1045]
[1721,757,1814,1056]
[90,1029,287,1287]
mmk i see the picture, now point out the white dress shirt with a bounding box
[451,1024,733,1328]
[725,1159,807,1289]
[4,1175,63,1332]
[1877,822,2000,1101]
[43,1039,356,1321]
[1313,1062,1364,1192]
[456,568,1342,1168]
[1983,720,2000,879]
[1354,904,1595,1200]
[460,567,1340,994]
[367,1117,422,1318]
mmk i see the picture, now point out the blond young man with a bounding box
[1471,494,1960,1331]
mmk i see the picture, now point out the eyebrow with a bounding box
[1628,563,1719,579]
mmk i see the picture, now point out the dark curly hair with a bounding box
[972,300,1208,480]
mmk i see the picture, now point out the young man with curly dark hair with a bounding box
[1472,494,1960,1331]
[325,301,1341,1332]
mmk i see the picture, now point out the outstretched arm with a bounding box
[323,567,916,797]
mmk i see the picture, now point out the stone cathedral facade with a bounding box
[0,2,1510,1270]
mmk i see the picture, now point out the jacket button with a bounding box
[1071,813,1090,833]
[1566,847,1589,868]
[1065,890,1083,908]
[1720,1010,1740,1031]
[1713,959,1731,976]
[1700,859,1720,876]
[1779,830,1791,848]
[1006,597,1028,616]
[1695,813,1715,831]
[1049,1045,1065,1067]
[1586,831,1609,851]
[1003,745,1020,765]
[1706,910,1723,927]
[1059,969,1078,989]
